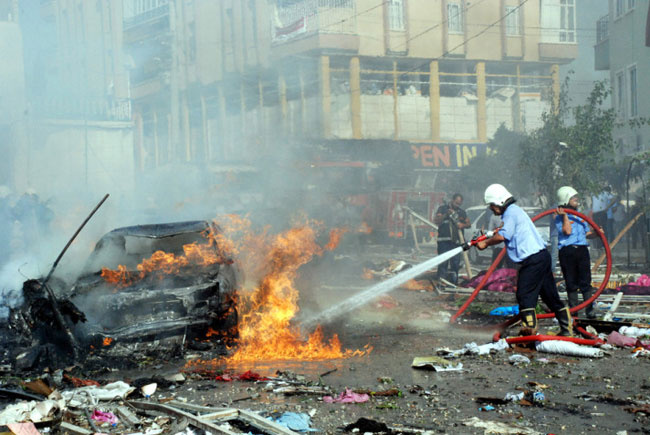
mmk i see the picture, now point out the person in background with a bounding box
[477,184,572,336]
[434,193,471,285]
[591,186,616,250]
[556,186,599,319]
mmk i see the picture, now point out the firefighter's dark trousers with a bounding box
[559,244,595,316]
[516,249,565,312]
[437,240,461,285]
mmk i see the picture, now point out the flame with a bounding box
[357,222,373,234]
[101,214,370,365]
[101,229,229,287]
[324,227,348,251]
[102,337,113,346]
[191,216,370,367]
[400,279,432,291]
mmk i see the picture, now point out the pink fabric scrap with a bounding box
[607,331,650,350]
[323,388,370,404]
[627,274,650,287]
[466,268,517,292]
[91,410,118,426]
[7,422,41,435]
[607,331,638,347]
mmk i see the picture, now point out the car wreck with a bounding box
[1,220,240,371]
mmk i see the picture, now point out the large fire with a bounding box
[102,215,370,364]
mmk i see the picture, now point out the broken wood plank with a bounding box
[592,212,644,272]
[603,292,624,322]
[59,422,93,435]
[128,401,298,435]
[116,405,141,428]
[128,401,238,435]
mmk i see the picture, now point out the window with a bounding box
[505,6,521,36]
[559,0,575,42]
[388,0,405,31]
[615,0,624,17]
[627,0,635,11]
[616,71,626,118]
[540,0,576,43]
[629,65,637,117]
[447,1,463,33]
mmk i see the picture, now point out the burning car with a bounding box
[69,220,239,347]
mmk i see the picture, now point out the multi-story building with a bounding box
[6,0,134,196]
[595,0,649,156]
[125,0,579,175]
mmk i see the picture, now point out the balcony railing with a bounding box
[124,2,170,29]
[597,14,609,43]
[273,0,356,42]
[33,97,132,122]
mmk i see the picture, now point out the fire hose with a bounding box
[449,208,612,345]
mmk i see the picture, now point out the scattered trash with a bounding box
[437,339,509,357]
[141,383,157,398]
[508,354,531,365]
[504,392,525,402]
[91,409,118,426]
[463,416,541,434]
[478,405,495,412]
[535,340,605,358]
[0,398,64,425]
[323,388,370,403]
[490,305,519,316]
[343,417,390,433]
[411,356,463,371]
[6,422,42,435]
[619,326,650,338]
[272,412,317,432]
[214,370,270,382]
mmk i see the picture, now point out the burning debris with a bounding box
[0,214,371,373]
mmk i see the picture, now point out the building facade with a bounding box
[124,0,579,173]
[2,0,135,196]
[595,0,650,156]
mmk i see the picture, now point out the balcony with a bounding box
[33,97,132,122]
[272,0,359,53]
[594,14,610,70]
[124,2,170,29]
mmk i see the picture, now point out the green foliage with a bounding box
[520,80,617,204]
[458,125,530,198]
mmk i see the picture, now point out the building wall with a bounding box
[12,120,134,196]
[607,0,650,154]
[124,0,576,171]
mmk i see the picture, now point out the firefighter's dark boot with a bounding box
[556,306,573,337]
[519,308,538,336]
[567,290,580,308]
[582,288,597,319]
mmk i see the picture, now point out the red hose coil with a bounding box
[450,208,612,338]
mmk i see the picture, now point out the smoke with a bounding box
[0,256,41,320]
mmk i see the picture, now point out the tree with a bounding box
[456,124,531,202]
[520,80,617,205]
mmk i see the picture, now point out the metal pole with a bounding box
[40,193,109,360]
[626,158,639,267]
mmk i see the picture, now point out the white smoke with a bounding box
[0,256,41,320]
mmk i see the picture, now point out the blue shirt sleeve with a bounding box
[500,213,514,241]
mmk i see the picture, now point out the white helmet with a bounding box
[556,186,578,206]
[484,184,513,207]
